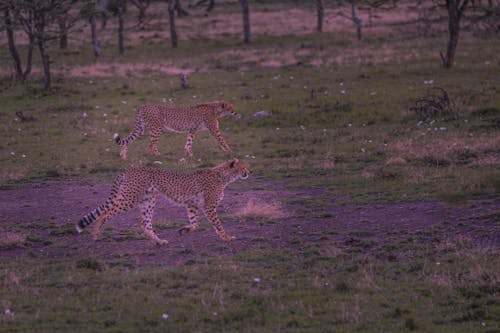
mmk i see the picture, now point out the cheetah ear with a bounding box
[220,101,227,109]
[229,160,235,168]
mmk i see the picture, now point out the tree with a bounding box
[316,0,324,32]
[439,0,471,68]
[129,0,150,28]
[239,0,250,43]
[58,16,67,49]
[90,13,101,57]
[336,0,363,40]
[167,0,178,47]
[349,0,362,40]
[80,1,102,57]
[117,0,124,54]
[1,3,34,81]
[6,0,81,91]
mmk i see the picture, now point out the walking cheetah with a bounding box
[114,100,238,159]
[76,158,249,245]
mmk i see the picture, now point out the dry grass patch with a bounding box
[427,236,499,291]
[234,197,288,220]
[386,132,500,164]
[386,156,407,165]
[0,230,26,249]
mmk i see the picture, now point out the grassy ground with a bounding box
[1,236,498,332]
[0,1,499,332]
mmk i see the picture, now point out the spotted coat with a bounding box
[114,100,237,159]
[77,158,249,245]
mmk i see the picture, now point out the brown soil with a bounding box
[0,177,498,266]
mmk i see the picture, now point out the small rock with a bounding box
[253,110,269,117]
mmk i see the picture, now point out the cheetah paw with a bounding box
[222,235,236,242]
[155,239,169,246]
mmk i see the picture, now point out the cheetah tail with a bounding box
[76,204,107,233]
[76,173,125,233]
[113,111,145,146]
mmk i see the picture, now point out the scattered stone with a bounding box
[253,110,269,117]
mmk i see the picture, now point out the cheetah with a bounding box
[76,158,249,245]
[114,100,238,159]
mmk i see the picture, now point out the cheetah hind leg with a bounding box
[120,145,128,160]
[92,211,110,240]
[139,191,168,245]
[178,205,199,235]
[148,132,161,157]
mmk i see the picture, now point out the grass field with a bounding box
[0,1,499,332]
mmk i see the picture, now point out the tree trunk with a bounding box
[138,5,146,28]
[239,0,251,43]
[100,0,109,29]
[58,16,68,49]
[350,0,362,41]
[316,0,324,32]
[25,33,34,78]
[38,39,51,92]
[32,8,51,91]
[442,0,470,68]
[118,0,125,54]
[4,8,24,80]
[90,14,102,57]
[168,0,178,48]
[443,16,460,68]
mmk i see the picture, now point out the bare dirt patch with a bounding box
[0,177,498,267]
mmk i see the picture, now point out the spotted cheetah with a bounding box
[114,100,238,159]
[76,158,249,245]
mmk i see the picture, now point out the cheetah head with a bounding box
[227,158,249,180]
[218,101,238,118]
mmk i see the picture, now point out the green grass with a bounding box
[1,237,498,332]
[1,61,498,200]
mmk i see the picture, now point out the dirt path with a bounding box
[0,177,498,267]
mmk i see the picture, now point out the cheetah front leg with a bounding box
[139,190,168,245]
[206,121,232,154]
[203,204,235,241]
[179,204,199,235]
[184,131,196,157]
